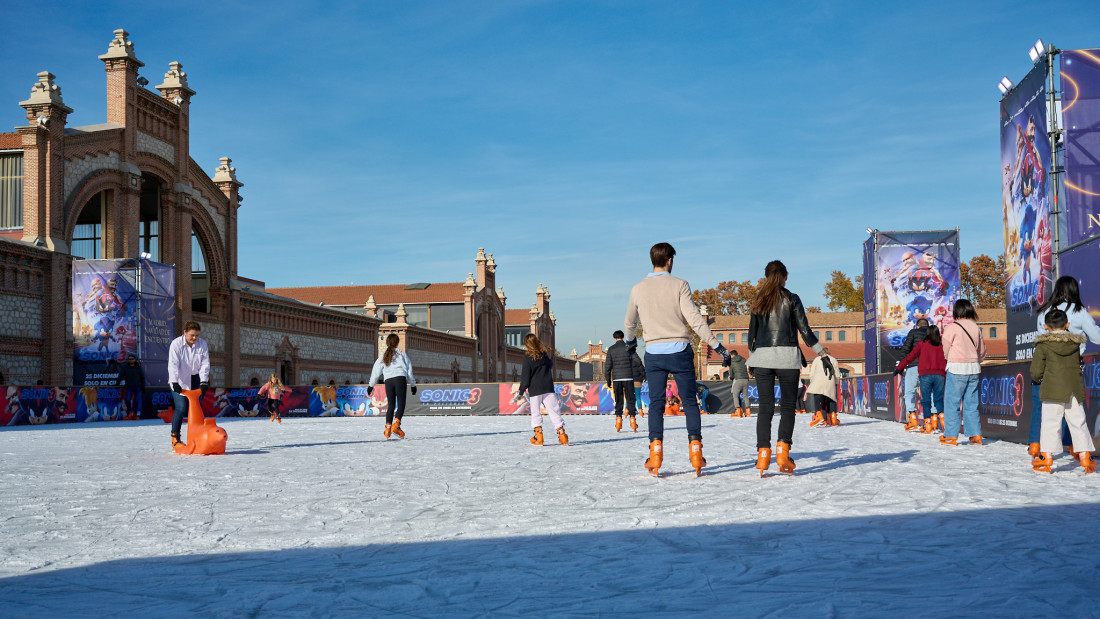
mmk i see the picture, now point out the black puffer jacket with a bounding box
[631,352,645,382]
[899,326,929,357]
[747,289,819,351]
[605,340,634,382]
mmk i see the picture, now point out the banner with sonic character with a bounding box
[1000,59,1052,360]
[871,230,960,372]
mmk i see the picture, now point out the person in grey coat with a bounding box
[725,349,751,417]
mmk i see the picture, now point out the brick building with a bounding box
[699,309,1008,379]
[0,30,582,386]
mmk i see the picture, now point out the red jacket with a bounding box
[896,340,947,376]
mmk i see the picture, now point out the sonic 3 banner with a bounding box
[870,230,960,373]
[1001,59,1053,361]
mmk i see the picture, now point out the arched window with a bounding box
[191,230,209,313]
[249,377,260,387]
[139,175,160,260]
[72,191,106,259]
[311,379,319,386]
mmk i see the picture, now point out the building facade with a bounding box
[700,309,1008,379]
[0,30,582,387]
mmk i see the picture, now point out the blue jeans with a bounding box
[644,349,701,441]
[918,374,944,419]
[170,391,189,437]
[944,372,980,438]
[1028,381,1072,446]
[903,366,920,412]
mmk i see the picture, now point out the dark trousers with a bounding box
[171,374,200,437]
[817,394,834,414]
[754,367,800,448]
[124,387,141,417]
[266,398,281,416]
[385,376,408,424]
[613,381,636,416]
[644,348,701,441]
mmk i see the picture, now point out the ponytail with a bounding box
[382,333,400,365]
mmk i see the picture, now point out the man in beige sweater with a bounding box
[624,242,729,476]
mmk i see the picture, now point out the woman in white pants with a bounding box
[513,334,568,446]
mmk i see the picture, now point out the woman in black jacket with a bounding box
[747,260,825,476]
[512,334,568,446]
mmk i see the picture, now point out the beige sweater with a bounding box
[623,272,718,349]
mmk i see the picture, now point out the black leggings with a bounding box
[266,398,281,415]
[384,377,407,424]
[817,395,834,414]
[754,367,801,448]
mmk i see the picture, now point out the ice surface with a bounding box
[1,414,1097,617]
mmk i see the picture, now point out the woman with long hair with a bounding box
[1031,276,1100,457]
[940,299,987,445]
[257,373,287,423]
[747,260,825,476]
[368,333,417,439]
[894,326,946,434]
[512,334,568,445]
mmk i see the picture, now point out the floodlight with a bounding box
[139,251,152,260]
[1029,39,1045,63]
[998,76,1013,95]
[865,227,874,235]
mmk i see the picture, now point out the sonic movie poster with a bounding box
[72,260,139,385]
[1001,59,1052,360]
[873,231,960,372]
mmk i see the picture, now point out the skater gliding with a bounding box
[369,334,417,439]
[513,333,568,446]
[623,242,728,476]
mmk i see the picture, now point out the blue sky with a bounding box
[3,1,1099,355]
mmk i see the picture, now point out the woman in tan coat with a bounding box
[805,348,840,427]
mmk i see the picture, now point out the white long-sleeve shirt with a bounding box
[1037,302,1100,355]
[369,349,417,387]
[167,335,210,389]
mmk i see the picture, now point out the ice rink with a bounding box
[1,413,1097,617]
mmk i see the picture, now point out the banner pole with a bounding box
[1047,43,1063,279]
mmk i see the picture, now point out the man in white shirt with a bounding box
[167,320,210,448]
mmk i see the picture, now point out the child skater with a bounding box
[893,327,946,434]
[1030,309,1096,473]
[257,373,288,423]
[512,333,568,446]
[368,334,417,439]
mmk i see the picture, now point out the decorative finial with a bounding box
[395,303,408,323]
[156,61,195,98]
[476,247,487,261]
[99,29,143,64]
[212,157,240,184]
[487,253,496,268]
[464,272,476,287]
[20,72,73,111]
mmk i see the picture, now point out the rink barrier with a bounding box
[3,356,1097,448]
[841,355,1100,446]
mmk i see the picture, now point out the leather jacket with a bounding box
[747,289,819,351]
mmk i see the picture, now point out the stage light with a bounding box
[865,227,874,235]
[998,76,1013,95]
[1028,39,1045,63]
[139,251,152,260]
